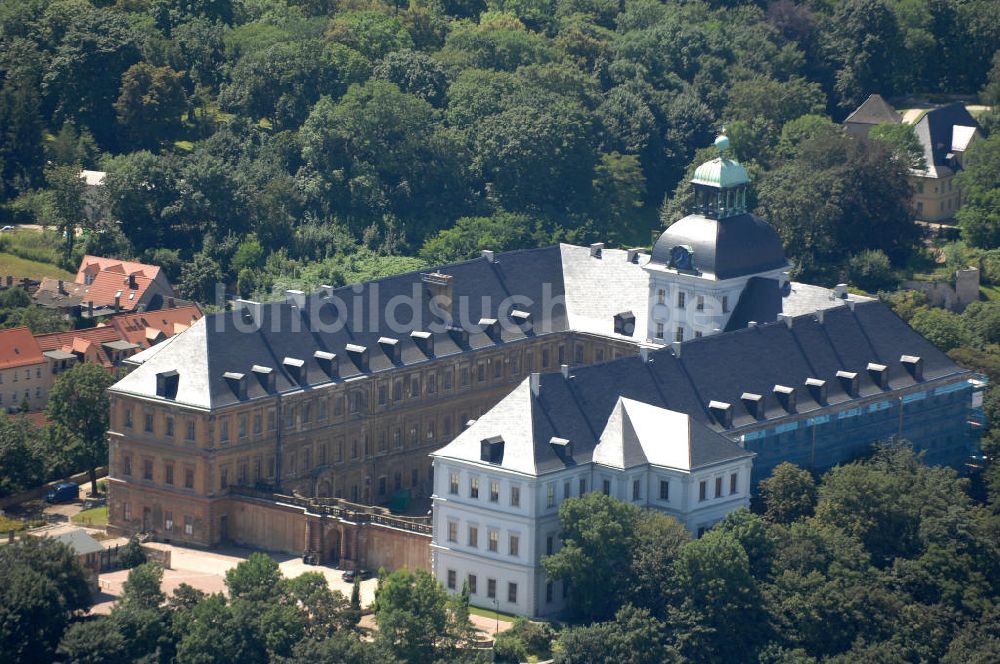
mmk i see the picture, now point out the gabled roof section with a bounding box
[844,94,900,126]
[109,305,203,348]
[75,255,161,283]
[84,270,154,311]
[911,104,982,178]
[0,328,45,369]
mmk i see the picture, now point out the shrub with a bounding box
[847,249,897,293]
[493,630,528,663]
[118,536,146,569]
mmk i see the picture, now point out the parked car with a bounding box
[45,482,79,503]
[341,569,371,582]
[0,225,14,232]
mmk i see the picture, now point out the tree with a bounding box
[846,249,898,293]
[47,363,114,495]
[869,123,926,171]
[118,536,146,570]
[909,307,968,352]
[326,11,414,61]
[176,252,223,305]
[0,66,44,199]
[120,563,165,611]
[373,568,449,664]
[956,135,1000,249]
[824,0,903,112]
[554,605,678,664]
[628,510,689,615]
[0,538,91,662]
[419,211,537,263]
[114,63,187,149]
[759,462,817,525]
[0,415,44,496]
[57,618,129,664]
[44,164,88,264]
[372,49,448,106]
[542,492,640,620]
[225,553,283,603]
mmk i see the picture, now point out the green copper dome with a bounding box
[690,135,749,188]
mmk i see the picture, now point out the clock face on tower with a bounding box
[669,245,694,271]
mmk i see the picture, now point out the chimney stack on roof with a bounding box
[777,313,793,328]
[481,249,495,263]
[833,284,848,299]
[529,372,540,397]
[285,289,306,309]
[128,273,138,290]
[589,243,604,258]
[626,248,640,263]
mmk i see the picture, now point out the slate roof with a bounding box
[111,244,860,410]
[651,213,790,280]
[844,94,901,126]
[724,278,870,331]
[0,328,45,369]
[433,300,971,473]
[912,104,981,179]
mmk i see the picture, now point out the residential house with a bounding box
[0,328,48,413]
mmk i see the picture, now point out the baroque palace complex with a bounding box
[106,138,985,617]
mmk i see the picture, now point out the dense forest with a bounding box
[1,0,999,302]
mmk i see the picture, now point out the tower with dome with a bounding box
[644,134,792,344]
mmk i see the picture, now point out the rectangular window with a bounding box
[546,484,555,508]
[493,360,502,378]
[164,510,173,531]
[510,485,520,507]
[722,295,729,313]
[124,408,134,429]
[546,535,554,556]
[488,529,498,552]
[730,473,738,495]
[676,326,684,342]
[253,412,262,435]
[447,521,457,543]
[657,289,665,305]
[699,480,707,501]
[542,348,550,368]
[144,413,154,433]
[165,416,174,438]
[268,409,277,430]
[164,463,174,485]
[655,322,664,339]
[379,476,387,496]
[602,479,611,495]
[487,579,496,599]
[564,481,571,500]
[447,570,456,590]
[410,376,420,398]
[508,582,518,604]
[509,534,519,557]
[239,415,247,438]
[470,477,479,499]
[122,455,132,476]
[490,480,499,503]
[715,477,723,498]
[468,574,477,594]
[468,525,478,548]
[428,373,437,394]
[184,516,193,535]
[696,295,704,311]
[449,472,459,495]
[220,420,229,443]
[378,384,387,405]
[143,459,153,481]
[546,582,553,603]
[632,479,641,500]
[184,467,194,489]
[579,478,586,495]
[659,480,669,501]
[220,468,228,490]
[677,291,685,308]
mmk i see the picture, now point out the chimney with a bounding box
[901,355,923,381]
[626,248,640,264]
[167,297,175,309]
[589,242,604,258]
[846,300,856,311]
[777,313,793,328]
[319,284,334,299]
[421,272,453,325]
[58,280,66,295]
[550,436,573,462]
[128,273,137,290]
[741,392,766,419]
[529,373,540,397]
[411,330,434,356]
[805,378,827,404]
[748,321,758,328]
[223,372,248,400]
[708,400,733,428]
[836,370,859,397]
[481,249,496,263]
[867,362,889,389]
[815,309,825,324]
[236,299,262,325]
[87,300,94,316]
[252,365,276,392]
[285,289,306,308]
[639,346,654,363]
[114,290,122,312]
[510,310,532,333]
[345,344,369,370]
[671,341,682,358]
[447,325,469,347]
[833,284,848,299]
[283,357,307,385]
[773,385,796,412]
[314,351,338,378]
[613,311,636,336]
[479,318,500,342]
[155,370,179,399]
[480,436,505,464]
[560,364,571,378]
[379,337,401,363]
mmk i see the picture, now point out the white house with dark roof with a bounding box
[430,379,754,618]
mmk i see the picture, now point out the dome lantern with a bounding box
[690,133,749,219]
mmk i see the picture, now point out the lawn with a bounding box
[71,505,108,527]
[469,605,520,623]
[0,514,46,532]
[0,251,74,280]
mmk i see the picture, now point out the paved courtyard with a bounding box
[92,543,378,615]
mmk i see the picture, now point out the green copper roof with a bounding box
[691,156,749,188]
[690,134,749,188]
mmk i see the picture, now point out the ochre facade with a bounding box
[107,330,637,562]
